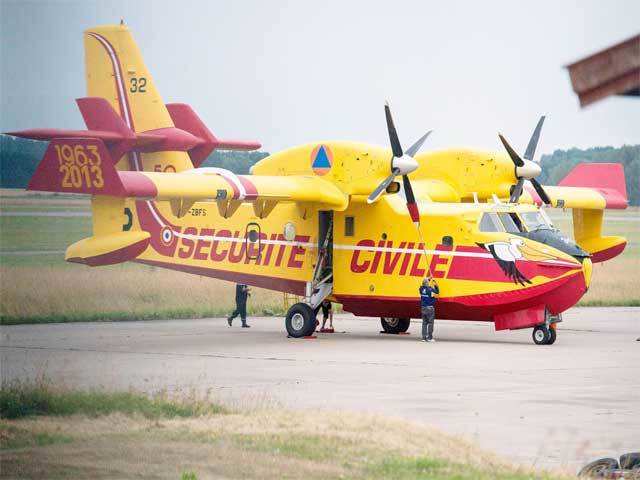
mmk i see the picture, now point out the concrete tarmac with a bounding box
[1,307,638,472]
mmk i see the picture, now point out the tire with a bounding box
[578,458,619,477]
[532,325,551,345]
[620,452,640,470]
[547,327,557,345]
[285,303,316,338]
[381,317,410,334]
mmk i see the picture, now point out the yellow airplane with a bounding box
[8,24,629,345]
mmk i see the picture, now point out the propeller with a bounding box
[367,102,431,226]
[498,116,552,205]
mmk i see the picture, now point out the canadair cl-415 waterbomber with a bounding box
[8,24,629,345]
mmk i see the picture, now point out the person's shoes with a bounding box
[242,324,251,328]
[227,318,232,327]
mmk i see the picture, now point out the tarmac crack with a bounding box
[0,344,409,367]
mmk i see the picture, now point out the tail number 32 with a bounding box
[54,144,104,189]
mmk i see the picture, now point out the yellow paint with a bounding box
[31,24,631,313]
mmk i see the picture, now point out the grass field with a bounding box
[0,190,638,324]
[0,380,571,479]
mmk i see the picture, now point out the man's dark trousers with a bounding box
[229,301,247,325]
[421,306,435,340]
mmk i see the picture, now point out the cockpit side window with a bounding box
[497,212,524,233]
[521,211,551,231]
[479,213,505,232]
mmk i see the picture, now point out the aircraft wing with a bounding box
[520,163,627,210]
[26,138,349,215]
[520,163,629,262]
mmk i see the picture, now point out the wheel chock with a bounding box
[303,335,317,339]
[319,328,335,333]
[379,331,411,335]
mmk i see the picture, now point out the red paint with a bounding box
[67,237,149,267]
[409,243,426,276]
[27,138,127,196]
[166,103,261,168]
[382,242,406,274]
[119,172,158,197]
[193,228,214,260]
[429,244,452,278]
[336,270,587,321]
[350,240,375,273]
[448,245,577,283]
[369,240,386,273]
[135,201,181,257]
[493,305,545,331]
[399,242,415,275]
[590,241,627,263]
[238,176,259,200]
[211,230,231,261]
[134,127,201,152]
[407,202,420,223]
[558,163,628,209]
[227,232,245,263]
[135,259,306,295]
[287,235,309,268]
[177,227,198,258]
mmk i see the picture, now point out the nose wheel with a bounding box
[532,324,557,345]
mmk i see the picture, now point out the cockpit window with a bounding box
[497,212,525,233]
[521,211,551,231]
[479,213,505,232]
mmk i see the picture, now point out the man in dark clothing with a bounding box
[419,277,439,342]
[228,284,250,328]
[320,299,333,332]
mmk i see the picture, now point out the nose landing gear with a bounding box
[532,325,556,345]
[532,311,560,345]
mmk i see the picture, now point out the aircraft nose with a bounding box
[582,257,593,289]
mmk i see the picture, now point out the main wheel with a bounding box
[532,325,551,345]
[547,327,557,345]
[578,458,619,477]
[285,303,316,338]
[381,317,411,334]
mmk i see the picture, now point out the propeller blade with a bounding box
[530,178,552,205]
[498,134,524,167]
[523,116,545,161]
[384,101,403,158]
[509,177,525,203]
[402,175,420,224]
[405,130,433,158]
[367,169,399,204]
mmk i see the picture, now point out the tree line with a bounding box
[1,135,638,205]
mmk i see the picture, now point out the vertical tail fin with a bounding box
[83,24,193,172]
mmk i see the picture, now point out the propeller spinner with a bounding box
[498,116,552,205]
[367,102,431,226]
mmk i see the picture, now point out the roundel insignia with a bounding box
[311,144,333,176]
[160,226,174,246]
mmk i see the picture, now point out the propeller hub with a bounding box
[515,160,541,179]
[392,154,418,176]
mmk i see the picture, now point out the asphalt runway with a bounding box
[1,307,638,472]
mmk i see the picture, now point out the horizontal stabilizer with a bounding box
[7,98,261,166]
[166,103,261,167]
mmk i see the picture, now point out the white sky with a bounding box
[2,0,639,156]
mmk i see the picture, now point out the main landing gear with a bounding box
[285,303,317,338]
[380,317,411,334]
